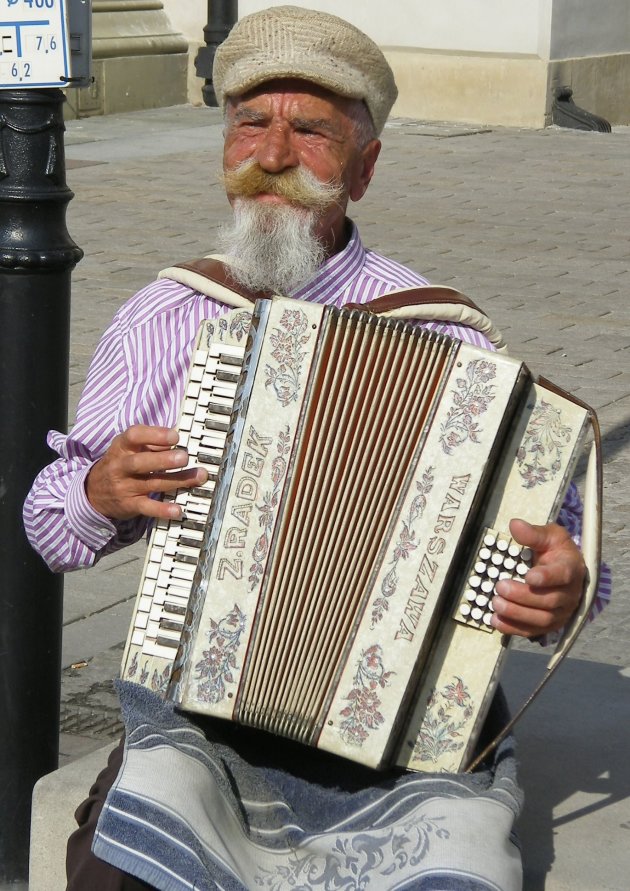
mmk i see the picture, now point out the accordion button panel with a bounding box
[121,336,247,684]
[453,525,533,633]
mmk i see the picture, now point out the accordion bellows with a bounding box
[122,298,590,772]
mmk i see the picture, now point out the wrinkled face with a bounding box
[222,79,380,254]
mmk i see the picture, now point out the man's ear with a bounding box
[349,139,382,203]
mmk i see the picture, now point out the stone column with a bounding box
[66,0,189,117]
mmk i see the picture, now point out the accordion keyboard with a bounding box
[124,338,246,668]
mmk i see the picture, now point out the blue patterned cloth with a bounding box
[93,681,523,891]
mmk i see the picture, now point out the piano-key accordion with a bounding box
[122,296,596,773]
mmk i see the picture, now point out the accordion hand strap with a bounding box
[158,256,508,353]
[467,397,603,772]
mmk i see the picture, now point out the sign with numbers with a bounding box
[0,0,70,88]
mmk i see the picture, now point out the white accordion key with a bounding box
[210,342,246,362]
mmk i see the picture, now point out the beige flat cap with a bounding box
[213,5,397,135]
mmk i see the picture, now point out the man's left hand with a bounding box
[491,518,586,638]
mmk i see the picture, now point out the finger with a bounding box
[509,518,552,551]
[524,559,576,590]
[509,517,574,556]
[493,591,564,623]
[490,610,558,637]
[140,466,209,496]
[123,447,191,477]
[491,595,565,636]
[494,577,566,612]
[117,425,180,453]
[127,469,210,521]
[134,495,185,521]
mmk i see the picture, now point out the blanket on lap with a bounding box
[93,681,523,891]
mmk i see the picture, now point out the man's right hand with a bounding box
[86,425,208,521]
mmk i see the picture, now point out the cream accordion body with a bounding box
[122,297,594,772]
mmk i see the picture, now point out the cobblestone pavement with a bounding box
[48,105,629,889]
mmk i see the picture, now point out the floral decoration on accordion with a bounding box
[205,311,252,345]
[371,467,435,627]
[124,651,171,694]
[248,426,291,591]
[516,398,573,488]
[193,604,246,703]
[439,359,497,454]
[264,308,310,406]
[410,677,475,764]
[338,645,395,747]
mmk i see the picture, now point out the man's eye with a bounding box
[237,119,266,131]
[296,127,322,138]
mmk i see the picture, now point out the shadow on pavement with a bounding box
[502,649,630,890]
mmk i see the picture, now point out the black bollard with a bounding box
[0,88,82,883]
[195,0,238,106]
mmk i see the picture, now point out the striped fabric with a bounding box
[23,221,611,617]
[93,680,524,891]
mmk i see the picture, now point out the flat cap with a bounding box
[213,5,398,135]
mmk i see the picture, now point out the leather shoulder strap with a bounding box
[159,256,507,352]
[355,286,507,353]
[158,256,272,307]
[348,285,485,315]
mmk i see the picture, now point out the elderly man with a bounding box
[24,6,608,891]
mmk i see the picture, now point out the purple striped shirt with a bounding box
[23,222,611,619]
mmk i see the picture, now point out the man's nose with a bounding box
[256,124,298,173]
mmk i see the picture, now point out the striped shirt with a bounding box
[23,221,611,617]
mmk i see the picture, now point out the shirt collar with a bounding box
[291,220,366,304]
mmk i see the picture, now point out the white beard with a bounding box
[216,199,327,296]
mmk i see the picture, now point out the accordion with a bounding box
[121,295,599,773]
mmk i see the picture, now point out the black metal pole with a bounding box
[0,88,82,883]
[195,0,238,106]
